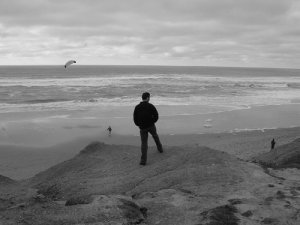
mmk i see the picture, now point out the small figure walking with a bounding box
[271,138,276,150]
[107,126,112,137]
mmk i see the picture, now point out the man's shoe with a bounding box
[158,148,163,153]
[139,161,146,166]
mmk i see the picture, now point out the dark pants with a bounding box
[140,125,162,163]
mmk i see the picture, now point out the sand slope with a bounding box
[2,126,300,181]
[0,175,15,185]
[1,142,300,224]
[255,138,300,168]
[29,142,254,198]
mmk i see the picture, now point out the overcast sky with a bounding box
[0,0,300,68]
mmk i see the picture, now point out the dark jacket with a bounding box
[133,101,159,129]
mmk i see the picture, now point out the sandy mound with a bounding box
[0,174,15,185]
[255,138,300,168]
[2,194,146,225]
[28,142,258,199]
[1,142,300,224]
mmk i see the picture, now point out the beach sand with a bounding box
[0,104,299,147]
[1,126,299,180]
[1,135,300,224]
[0,123,300,224]
[0,103,299,180]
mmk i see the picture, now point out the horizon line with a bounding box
[0,64,299,70]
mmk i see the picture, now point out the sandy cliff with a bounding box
[255,138,300,169]
[0,175,15,185]
[1,141,300,224]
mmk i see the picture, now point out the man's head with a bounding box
[142,92,150,102]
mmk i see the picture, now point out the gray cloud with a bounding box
[0,0,299,67]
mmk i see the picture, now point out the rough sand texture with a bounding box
[1,127,299,180]
[101,126,300,160]
[1,139,300,224]
[0,175,15,185]
[255,138,300,168]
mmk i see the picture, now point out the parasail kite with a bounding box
[64,60,76,68]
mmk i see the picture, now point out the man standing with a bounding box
[271,138,276,150]
[133,92,163,165]
[107,126,112,137]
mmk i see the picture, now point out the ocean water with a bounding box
[0,65,299,146]
[0,65,300,113]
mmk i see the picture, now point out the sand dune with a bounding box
[1,126,300,181]
[28,142,256,197]
[255,138,300,168]
[1,140,300,224]
[0,174,15,185]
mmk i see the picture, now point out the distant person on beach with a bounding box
[271,138,276,150]
[133,92,163,165]
[107,126,112,136]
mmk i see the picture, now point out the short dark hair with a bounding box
[142,92,150,100]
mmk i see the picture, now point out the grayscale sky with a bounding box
[0,0,299,67]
